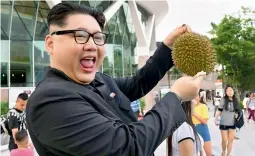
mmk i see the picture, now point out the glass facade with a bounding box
[1,1,50,87]
[1,0,141,88]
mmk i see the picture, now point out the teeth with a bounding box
[84,57,94,60]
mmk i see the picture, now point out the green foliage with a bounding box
[103,56,113,76]
[1,102,9,115]
[140,99,145,111]
[217,73,223,79]
[171,66,181,75]
[209,7,255,93]
[240,102,244,110]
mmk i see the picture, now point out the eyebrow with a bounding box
[76,27,102,33]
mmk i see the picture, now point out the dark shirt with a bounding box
[26,43,187,156]
[7,108,26,149]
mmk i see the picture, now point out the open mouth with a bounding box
[80,57,96,72]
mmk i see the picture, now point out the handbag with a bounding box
[235,111,244,129]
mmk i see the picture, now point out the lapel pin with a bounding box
[110,92,116,98]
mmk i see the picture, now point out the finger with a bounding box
[185,25,192,32]
[174,24,186,35]
[181,24,192,33]
[194,71,206,78]
[193,72,206,86]
[180,25,187,34]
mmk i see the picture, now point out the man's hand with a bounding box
[170,71,206,101]
[163,24,192,49]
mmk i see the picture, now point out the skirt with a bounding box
[195,124,211,142]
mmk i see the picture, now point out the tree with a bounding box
[209,7,255,97]
[1,101,9,115]
[103,56,113,76]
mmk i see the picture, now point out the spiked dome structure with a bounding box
[172,32,217,76]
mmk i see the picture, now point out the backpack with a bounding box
[1,115,10,145]
[235,111,244,129]
[1,115,8,134]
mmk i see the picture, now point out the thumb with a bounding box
[193,71,206,85]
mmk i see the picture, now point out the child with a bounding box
[10,129,34,156]
[168,100,204,156]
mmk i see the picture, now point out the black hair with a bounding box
[199,96,207,105]
[15,129,28,142]
[47,2,106,30]
[168,101,200,156]
[199,90,206,105]
[246,94,249,98]
[17,93,28,101]
[223,85,240,111]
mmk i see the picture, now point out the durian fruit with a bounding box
[172,32,216,76]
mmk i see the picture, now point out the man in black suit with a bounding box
[26,2,205,156]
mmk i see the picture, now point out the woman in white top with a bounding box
[242,94,249,118]
[168,100,204,156]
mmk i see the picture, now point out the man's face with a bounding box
[16,98,27,111]
[46,14,105,84]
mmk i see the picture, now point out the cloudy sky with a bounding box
[156,0,255,41]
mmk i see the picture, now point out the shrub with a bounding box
[1,101,9,115]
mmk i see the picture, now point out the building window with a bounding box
[1,1,12,87]
[34,1,50,85]
[9,1,37,87]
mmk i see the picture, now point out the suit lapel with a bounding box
[94,74,120,112]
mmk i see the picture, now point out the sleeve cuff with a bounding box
[218,108,223,112]
[178,137,194,144]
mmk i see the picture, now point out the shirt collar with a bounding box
[44,66,104,87]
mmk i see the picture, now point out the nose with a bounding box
[84,37,97,51]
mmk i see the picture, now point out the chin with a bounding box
[77,73,96,84]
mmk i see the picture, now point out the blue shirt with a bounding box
[131,100,140,112]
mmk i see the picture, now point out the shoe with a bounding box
[221,152,226,156]
[234,136,239,140]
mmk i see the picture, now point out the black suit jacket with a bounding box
[26,43,187,156]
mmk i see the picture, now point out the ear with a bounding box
[45,35,54,55]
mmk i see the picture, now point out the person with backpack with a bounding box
[7,93,29,151]
[214,85,241,156]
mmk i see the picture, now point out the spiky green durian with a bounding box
[172,32,217,76]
